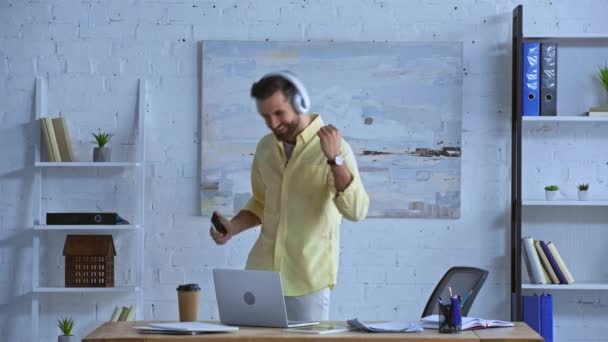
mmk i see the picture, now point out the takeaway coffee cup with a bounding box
[176,283,201,321]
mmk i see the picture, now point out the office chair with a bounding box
[421,266,489,318]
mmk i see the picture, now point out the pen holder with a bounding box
[438,297,462,333]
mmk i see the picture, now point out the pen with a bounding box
[438,296,444,305]
[448,286,453,298]
[460,289,473,308]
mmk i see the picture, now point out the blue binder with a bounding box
[540,294,554,342]
[523,42,540,116]
[522,295,541,334]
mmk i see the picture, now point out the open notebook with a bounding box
[420,315,514,330]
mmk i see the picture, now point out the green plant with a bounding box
[544,185,559,191]
[578,183,589,191]
[91,130,113,148]
[57,317,74,336]
[599,64,608,93]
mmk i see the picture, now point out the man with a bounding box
[209,71,369,321]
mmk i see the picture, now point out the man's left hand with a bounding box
[317,124,341,160]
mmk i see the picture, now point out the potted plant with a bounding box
[57,317,75,342]
[578,183,590,201]
[544,185,559,201]
[91,130,113,162]
[600,64,608,95]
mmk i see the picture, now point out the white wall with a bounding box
[1,1,607,341]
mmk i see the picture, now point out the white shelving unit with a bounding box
[523,200,608,206]
[522,282,608,291]
[34,161,142,167]
[31,77,147,341]
[523,116,608,122]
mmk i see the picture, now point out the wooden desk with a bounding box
[83,321,541,342]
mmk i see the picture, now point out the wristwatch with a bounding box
[327,154,345,166]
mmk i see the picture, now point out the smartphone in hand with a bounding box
[211,212,227,235]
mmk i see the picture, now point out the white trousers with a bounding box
[284,287,330,322]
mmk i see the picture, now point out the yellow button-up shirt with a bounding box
[243,114,369,296]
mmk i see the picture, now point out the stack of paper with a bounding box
[347,318,423,333]
[134,322,239,335]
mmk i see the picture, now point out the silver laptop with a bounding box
[213,269,319,328]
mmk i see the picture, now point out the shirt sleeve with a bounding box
[243,153,265,222]
[328,140,370,221]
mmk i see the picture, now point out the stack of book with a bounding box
[109,305,136,322]
[521,237,574,285]
[40,117,75,162]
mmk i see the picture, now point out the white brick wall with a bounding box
[1,1,608,341]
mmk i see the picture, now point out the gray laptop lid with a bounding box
[213,269,290,328]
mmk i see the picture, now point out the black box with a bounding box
[46,213,119,225]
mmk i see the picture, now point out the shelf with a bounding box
[523,116,608,122]
[34,286,140,293]
[35,162,141,167]
[34,224,141,231]
[523,200,608,206]
[523,35,608,42]
[522,283,608,291]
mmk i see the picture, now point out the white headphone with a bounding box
[261,70,311,114]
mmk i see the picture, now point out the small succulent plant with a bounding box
[544,185,559,191]
[57,317,74,336]
[578,183,589,191]
[91,130,113,148]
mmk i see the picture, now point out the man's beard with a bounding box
[273,116,300,142]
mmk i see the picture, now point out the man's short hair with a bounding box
[250,75,296,103]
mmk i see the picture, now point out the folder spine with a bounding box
[540,43,557,116]
[523,42,540,116]
[540,294,553,342]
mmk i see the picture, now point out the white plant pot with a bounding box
[58,335,77,342]
[578,190,589,201]
[545,190,558,201]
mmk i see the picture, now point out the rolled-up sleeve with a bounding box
[329,141,369,221]
[243,154,265,222]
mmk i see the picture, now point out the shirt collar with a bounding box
[274,114,324,146]
[297,114,324,144]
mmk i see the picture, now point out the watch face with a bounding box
[335,155,345,166]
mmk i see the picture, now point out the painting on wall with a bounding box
[201,41,462,219]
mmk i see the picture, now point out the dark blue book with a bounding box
[540,240,567,284]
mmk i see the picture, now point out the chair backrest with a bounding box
[421,266,489,318]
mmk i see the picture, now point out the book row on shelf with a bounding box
[109,305,136,322]
[521,237,574,286]
[522,42,608,117]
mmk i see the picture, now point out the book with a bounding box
[534,240,559,284]
[420,315,513,330]
[546,241,574,284]
[52,117,75,162]
[522,237,548,284]
[283,324,350,335]
[588,107,608,116]
[109,306,122,322]
[40,118,53,161]
[125,305,136,321]
[43,117,61,162]
[540,240,567,284]
[117,306,129,321]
